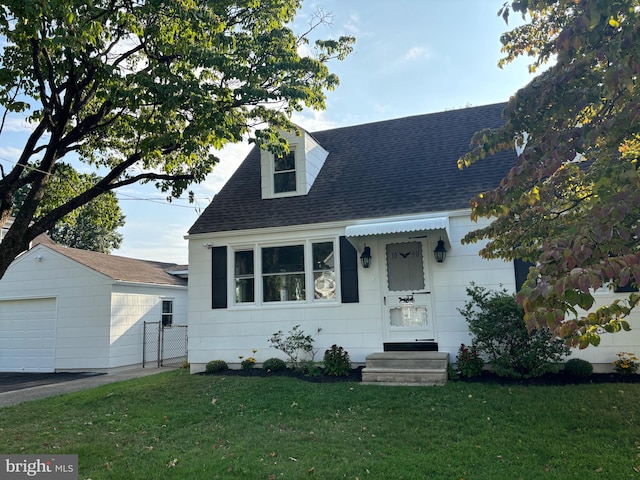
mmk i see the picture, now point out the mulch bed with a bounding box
[457,369,640,386]
[201,366,640,386]
[200,366,363,383]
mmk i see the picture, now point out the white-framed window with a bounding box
[161,299,173,326]
[234,250,255,304]
[262,244,306,302]
[273,149,297,194]
[231,239,337,306]
[312,241,336,300]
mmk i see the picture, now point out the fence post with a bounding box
[156,322,162,368]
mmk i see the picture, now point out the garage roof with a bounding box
[44,244,187,286]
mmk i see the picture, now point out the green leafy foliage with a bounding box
[13,164,124,252]
[563,358,593,378]
[268,325,318,371]
[613,351,639,375]
[239,352,257,371]
[205,359,228,373]
[0,0,354,277]
[262,357,287,372]
[455,343,484,378]
[459,284,569,379]
[458,0,640,347]
[300,359,322,377]
[323,344,352,376]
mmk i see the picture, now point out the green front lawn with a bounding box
[1,370,639,479]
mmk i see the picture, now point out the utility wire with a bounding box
[0,156,212,208]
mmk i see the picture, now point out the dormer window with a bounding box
[274,150,297,194]
[260,127,328,199]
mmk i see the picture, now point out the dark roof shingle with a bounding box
[45,244,187,286]
[189,103,514,234]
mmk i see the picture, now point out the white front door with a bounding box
[382,240,434,342]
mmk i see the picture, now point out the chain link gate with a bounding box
[143,322,188,367]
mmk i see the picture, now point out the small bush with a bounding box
[205,359,228,373]
[459,283,569,379]
[563,358,593,378]
[262,357,287,372]
[613,352,639,375]
[447,363,460,381]
[301,360,322,377]
[455,343,484,378]
[268,325,318,371]
[323,344,352,376]
[239,349,257,370]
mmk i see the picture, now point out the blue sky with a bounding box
[1,1,538,265]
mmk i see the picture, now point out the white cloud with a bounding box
[3,115,34,133]
[0,145,23,163]
[343,13,361,35]
[197,141,253,197]
[116,222,190,264]
[292,109,340,132]
[403,46,431,62]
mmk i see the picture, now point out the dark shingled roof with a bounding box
[45,244,187,286]
[189,103,515,235]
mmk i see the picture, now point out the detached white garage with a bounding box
[0,243,187,373]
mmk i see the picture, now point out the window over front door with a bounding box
[386,241,425,292]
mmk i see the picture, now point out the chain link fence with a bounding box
[143,322,188,367]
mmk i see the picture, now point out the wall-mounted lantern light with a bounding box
[360,244,372,268]
[433,238,447,263]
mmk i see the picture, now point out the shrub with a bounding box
[459,283,569,379]
[455,343,484,378]
[300,360,322,377]
[323,344,352,376]
[447,363,460,381]
[262,357,287,372]
[563,358,593,378]
[205,360,228,373]
[613,352,639,375]
[239,349,257,370]
[268,325,318,371]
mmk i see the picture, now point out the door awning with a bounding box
[345,217,449,238]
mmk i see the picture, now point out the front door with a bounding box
[382,240,434,342]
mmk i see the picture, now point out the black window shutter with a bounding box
[340,236,359,303]
[212,246,228,309]
[514,258,534,292]
[615,283,639,293]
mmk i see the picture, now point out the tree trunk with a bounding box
[0,225,32,279]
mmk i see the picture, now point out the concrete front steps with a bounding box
[361,351,449,386]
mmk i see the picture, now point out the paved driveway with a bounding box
[0,367,174,407]
[0,372,105,393]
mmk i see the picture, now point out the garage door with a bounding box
[0,298,56,372]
